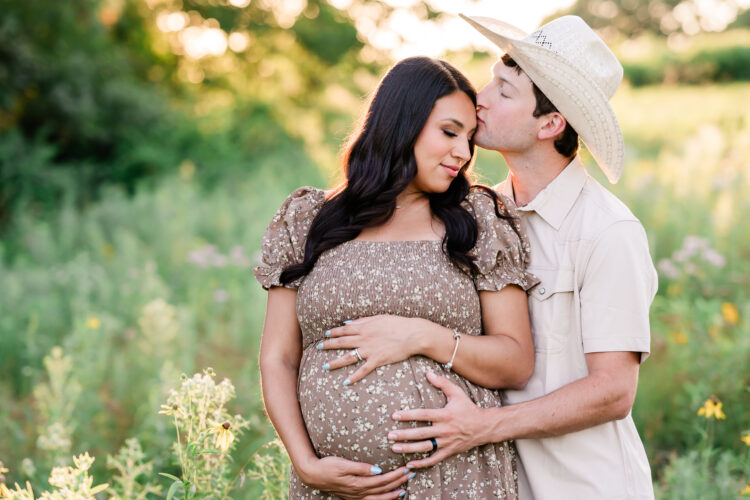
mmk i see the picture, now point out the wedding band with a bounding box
[351,348,364,361]
[430,438,438,452]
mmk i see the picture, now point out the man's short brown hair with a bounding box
[502,54,579,159]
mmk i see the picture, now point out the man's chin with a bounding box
[473,136,498,152]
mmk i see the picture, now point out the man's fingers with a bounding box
[327,353,359,371]
[405,449,450,469]
[391,407,443,424]
[346,361,376,385]
[391,438,437,454]
[425,372,464,400]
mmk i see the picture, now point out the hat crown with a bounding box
[525,16,623,99]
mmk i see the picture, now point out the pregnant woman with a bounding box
[255,57,537,499]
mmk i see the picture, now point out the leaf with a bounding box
[166,480,183,500]
[90,483,109,495]
[159,472,182,482]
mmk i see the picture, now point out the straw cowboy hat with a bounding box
[460,14,625,183]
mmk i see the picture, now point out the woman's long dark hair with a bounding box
[280,56,506,284]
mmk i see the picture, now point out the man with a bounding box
[385,15,658,500]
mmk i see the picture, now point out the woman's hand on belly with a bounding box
[319,315,423,385]
[297,455,410,499]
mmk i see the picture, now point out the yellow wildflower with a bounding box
[697,398,726,420]
[670,332,688,344]
[742,434,750,446]
[102,243,115,259]
[86,317,101,329]
[209,421,234,452]
[0,483,11,499]
[179,160,196,181]
[742,483,750,495]
[666,283,682,298]
[721,302,739,325]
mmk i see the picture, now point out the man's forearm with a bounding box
[481,368,636,443]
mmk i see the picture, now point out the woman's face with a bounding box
[411,91,477,194]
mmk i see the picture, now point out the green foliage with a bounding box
[621,32,750,86]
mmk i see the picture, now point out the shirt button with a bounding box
[538,287,546,295]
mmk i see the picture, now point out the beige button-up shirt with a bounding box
[498,157,657,500]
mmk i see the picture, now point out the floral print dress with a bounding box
[254,187,537,500]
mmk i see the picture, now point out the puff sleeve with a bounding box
[252,186,326,290]
[466,189,539,292]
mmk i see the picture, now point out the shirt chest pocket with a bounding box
[527,268,577,353]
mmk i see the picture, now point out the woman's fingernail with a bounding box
[343,319,353,324]
[388,432,397,440]
[399,491,406,497]
[392,413,401,421]
[370,465,382,475]
[325,330,331,337]
[403,468,411,474]
[322,363,330,371]
[316,342,324,350]
[408,472,416,479]
[343,379,351,386]
[393,445,402,452]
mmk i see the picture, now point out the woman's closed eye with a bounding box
[443,130,457,138]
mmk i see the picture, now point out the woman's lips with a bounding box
[442,164,459,177]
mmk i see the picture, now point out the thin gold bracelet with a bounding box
[444,330,461,371]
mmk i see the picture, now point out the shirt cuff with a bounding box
[583,336,651,363]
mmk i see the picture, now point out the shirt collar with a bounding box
[499,156,588,230]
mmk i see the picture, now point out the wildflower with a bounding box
[742,483,750,495]
[210,421,235,452]
[669,332,688,344]
[742,433,750,446]
[179,159,196,180]
[86,316,101,329]
[697,398,726,420]
[213,289,229,303]
[721,302,739,325]
[102,243,115,259]
[657,259,680,280]
[0,483,12,498]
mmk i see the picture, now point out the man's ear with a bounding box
[537,112,566,140]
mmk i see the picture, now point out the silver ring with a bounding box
[351,348,364,361]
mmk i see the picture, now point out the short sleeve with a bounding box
[580,220,658,362]
[466,189,539,292]
[252,186,326,290]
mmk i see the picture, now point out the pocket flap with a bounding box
[529,268,575,302]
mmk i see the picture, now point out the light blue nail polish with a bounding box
[325,330,331,337]
[343,379,351,386]
[399,491,406,497]
[408,472,416,479]
[322,363,330,371]
[403,468,411,474]
[316,342,324,350]
[343,320,353,324]
[370,465,382,475]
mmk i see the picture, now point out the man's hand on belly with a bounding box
[387,372,489,469]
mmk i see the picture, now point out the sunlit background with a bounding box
[1,0,749,498]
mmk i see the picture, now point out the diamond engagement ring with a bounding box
[351,348,364,361]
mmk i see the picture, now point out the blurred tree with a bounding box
[549,0,749,39]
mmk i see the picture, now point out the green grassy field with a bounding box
[0,83,749,498]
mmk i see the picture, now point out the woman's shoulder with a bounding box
[269,186,328,228]
[278,186,327,214]
[463,186,520,221]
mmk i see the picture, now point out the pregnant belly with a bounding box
[298,348,453,472]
